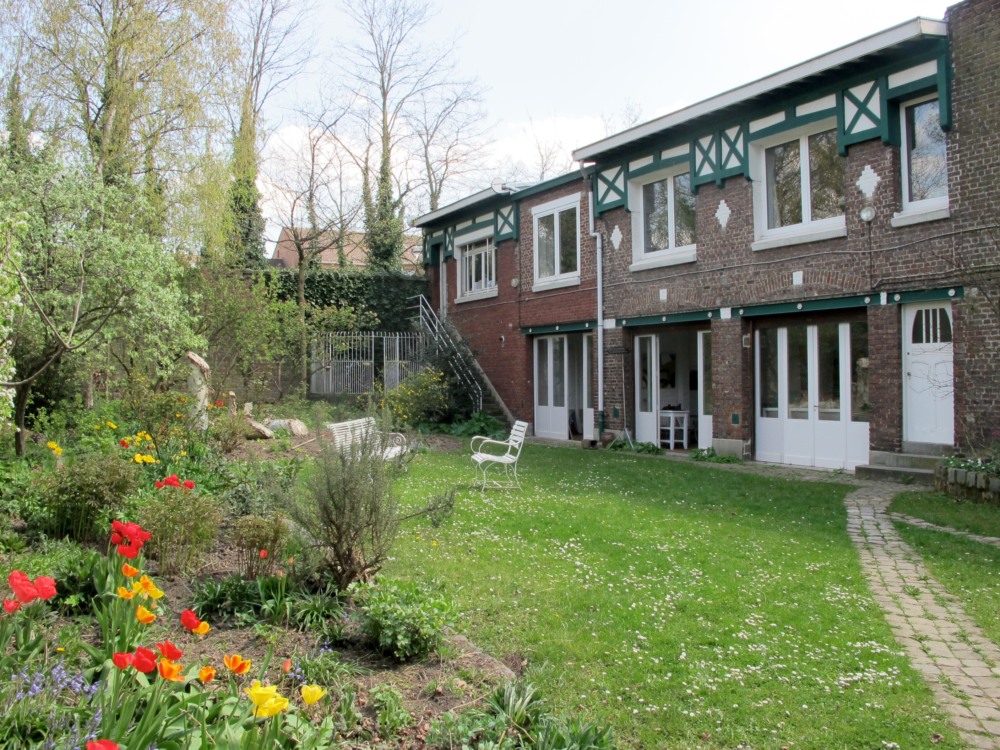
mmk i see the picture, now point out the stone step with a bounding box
[869,451,942,471]
[902,441,955,457]
[855,464,936,486]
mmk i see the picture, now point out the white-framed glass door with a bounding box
[696,331,713,449]
[635,334,659,444]
[583,334,595,440]
[903,302,954,445]
[534,335,568,440]
[756,322,870,469]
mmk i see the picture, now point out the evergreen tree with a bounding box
[4,70,34,169]
[228,95,267,268]
[364,141,404,271]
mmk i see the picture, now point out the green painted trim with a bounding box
[748,108,837,142]
[618,309,718,327]
[735,287,963,317]
[938,47,953,131]
[521,320,598,335]
[626,153,690,180]
[455,217,494,238]
[886,75,937,102]
[510,168,591,203]
[513,201,520,241]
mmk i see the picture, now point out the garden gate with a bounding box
[310,332,425,396]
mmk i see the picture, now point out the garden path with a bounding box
[889,512,1000,550]
[647,451,1000,747]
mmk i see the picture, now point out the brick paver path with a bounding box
[848,486,1000,749]
[890,512,1000,550]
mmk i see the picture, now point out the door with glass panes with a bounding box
[634,335,659,444]
[903,303,954,446]
[534,336,568,440]
[697,331,713,449]
[583,334,595,440]
[756,321,870,469]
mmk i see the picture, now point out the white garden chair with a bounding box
[471,421,528,490]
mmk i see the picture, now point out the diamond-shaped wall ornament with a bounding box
[715,200,731,229]
[610,225,623,250]
[856,165,881,200]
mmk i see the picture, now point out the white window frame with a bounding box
[892,93,950,228]
[750,116,847,251]
[627,165,697,272]
[532,193,581,293]
[453,226,497,303]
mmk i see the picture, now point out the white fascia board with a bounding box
[412,189,497,228]
[572,17,946,162]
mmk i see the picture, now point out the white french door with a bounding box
[635,334,659,444]
[697,331,713,449]
[534,335,568,440]
[756,322,870,469]
[583,334,595,440]
[903,303,954,446]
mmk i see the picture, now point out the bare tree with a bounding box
[523,115,573,182]
[601,98,644,137]
[409,79,490,212]
[264,93,361,378]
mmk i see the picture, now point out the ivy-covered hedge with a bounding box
[262,269,429,332]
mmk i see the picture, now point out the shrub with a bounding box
[286,411,453,590]
[350,577,456,661]
[138,483,221,576]
[608,440,662,455]
[447,412,508,440]
[371,683,412,737]
[33,453,138,541]
[189,575,261,623]
[51,548,104,614]
[381,368,449,427]
[234,514,288,578]
[210,408,245,454]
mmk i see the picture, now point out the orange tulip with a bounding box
[157,659,184,682]
[121,564,140,578]
[117,586,135,600]
[198,666,216,683]
[223,654,251,675]
[194,621,210,635]
[136,606,156,625]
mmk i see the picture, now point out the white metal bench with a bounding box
[471,421,528,490]
[325,417,408,460]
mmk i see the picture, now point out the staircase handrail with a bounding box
[409,295,483,413]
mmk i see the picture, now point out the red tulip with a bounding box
[155,481,164,489]
[132,646,157,673]
[117,545,139,559]
[87,741,119,750]
[156,640,184,660]
[112,652,134,670]
[34,576,56,601]
[110,533,124,545]
[3,599,20,615]
[259,549,267,559]
[183,480,195,490]
[9,571,37,604]
[282,658,292,672]
[119,440,128,448]
[112,520,126,534]
[180,609,202,632]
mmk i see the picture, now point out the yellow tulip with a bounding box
[54,447,62,456]
[117,586,135,600]
[301,684,326,705]
[46,441,57,450]
[136,605,156,624]
[133,453,144,464]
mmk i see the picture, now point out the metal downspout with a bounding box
[587,174,605,442]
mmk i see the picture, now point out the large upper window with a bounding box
[765,129,844,230]
[532,194,580,289]
[642,172,696,252]
[902,97,948,210]
[459,237,495,297]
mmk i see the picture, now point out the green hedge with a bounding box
[262,269,429,332]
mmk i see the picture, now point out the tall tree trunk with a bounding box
[13,382,30,457]
[297,246,308,395]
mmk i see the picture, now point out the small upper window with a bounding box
[642,172,696,253]
[903,97,948,208]
[534,200,579,281]
[460,237,495,296]
[765,128,844,230]
[911,306,952,344]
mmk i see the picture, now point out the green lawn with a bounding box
[895,520,1000,651]
[388,445,960,749]
[891,491,1000,538]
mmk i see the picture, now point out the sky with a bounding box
[261,0,953,250]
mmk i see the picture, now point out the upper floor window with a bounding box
[643,172,696,252]
[765,128,844,229]
[750,118,847,251]
[902,96,948,209]
[460,237,495,297]
[532,193,580,290]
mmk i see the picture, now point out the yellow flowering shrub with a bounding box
[380,368,449,427]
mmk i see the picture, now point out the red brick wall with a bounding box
[867,304,903,452]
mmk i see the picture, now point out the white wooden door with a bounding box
[583,334,595,440]
[697,331,713,449]
[904,303,954,445]
[439,255,448,318]
[635,334,659,444]
[534,336,569,440]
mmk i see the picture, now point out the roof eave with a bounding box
[572,16,946,162]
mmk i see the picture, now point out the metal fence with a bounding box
[310,332,425,396]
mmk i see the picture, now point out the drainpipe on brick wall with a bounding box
[587,175,605,442]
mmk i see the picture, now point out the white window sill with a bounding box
[751,221,847,252]
[629,247,697,272]
[891,203,950,228]
[532,275,580,293]
[454,288,498,304]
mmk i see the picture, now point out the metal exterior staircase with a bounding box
[411,294,484,415]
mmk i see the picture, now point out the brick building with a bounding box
[413,0,1000,476]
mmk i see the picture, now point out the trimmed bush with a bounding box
[350,577,456,661]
